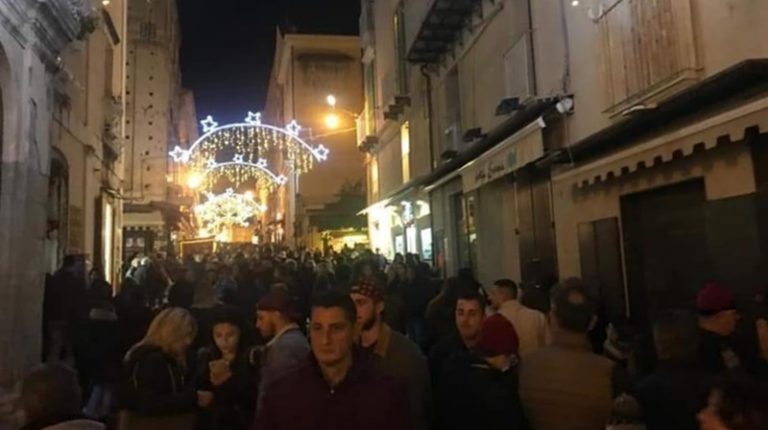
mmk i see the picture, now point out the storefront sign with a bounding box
[460,123,544,192]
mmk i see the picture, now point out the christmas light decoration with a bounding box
[168,112,330,178]
[199,160,288,190]
[194,189,267,235]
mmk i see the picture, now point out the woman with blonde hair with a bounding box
[119,307,213,430]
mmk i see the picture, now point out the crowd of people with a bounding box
[10,245,768,430]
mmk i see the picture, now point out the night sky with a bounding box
[177,0,361,125]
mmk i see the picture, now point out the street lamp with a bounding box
[186,172,203,190]
[324,112,341,129]
[326,94,337,108]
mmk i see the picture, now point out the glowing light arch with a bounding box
[170,112,330,176]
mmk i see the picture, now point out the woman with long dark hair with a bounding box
[196,307,259,430]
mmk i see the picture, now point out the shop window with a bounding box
[401,122,410,183]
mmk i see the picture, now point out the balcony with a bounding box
[407,0,483,64]
[33,1,100,66]
[382,69,410,121]
[356,107,379,153]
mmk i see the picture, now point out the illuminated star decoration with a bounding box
[315,144,330,161]
[245,111,262,125]
[286,120,302,136]
[276,175,288,185]
[206,159,217,169]
[233,153,245,163]
[169,146,190,163]
[201,115,219,133]
[256,158,268,168]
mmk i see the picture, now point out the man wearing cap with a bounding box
[436,314,524,430]
[255,289,310,410]
[350,279,432,430]
[697,283,747,374]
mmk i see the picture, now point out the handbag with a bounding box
[118,358,197,430]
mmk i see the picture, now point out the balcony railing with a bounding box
[407,0,483,64]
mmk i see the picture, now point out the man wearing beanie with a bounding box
[255,289,310,411]
[436,314,524,430]
[696,283,745,374]
[350,278,432,430]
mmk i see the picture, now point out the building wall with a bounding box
[124,0,180,203]
[267,33,365,248]
[563,0,768,145]
[51,0,128,282]
[0,0,93,384]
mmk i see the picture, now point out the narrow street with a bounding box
[1,0,768,429]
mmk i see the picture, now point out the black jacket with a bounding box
[120,345,197,416]
[633,362,712,430]
[196,346,260,430]
[436,352,525,430]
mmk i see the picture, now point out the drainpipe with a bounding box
[557,0,572,94]
[526,0,539,96]
[421,65,438,267]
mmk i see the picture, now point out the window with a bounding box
[140,23,156,41]
[401,121,410,182]
[598,0,698,113]
[393,2,408,95]
[370,156,380,198]
[104,45,114,96]
[363,62,376,135]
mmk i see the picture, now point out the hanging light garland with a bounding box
[169,112,330,180]
[193,157,289,191]
[193,188,267,235]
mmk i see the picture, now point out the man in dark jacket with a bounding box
[634,310,711,430]
[255,290,310,410]
[254,291,410,430]
[428,289,485,383]
[351,279,431,430]
[437,314,524,430]
[696,283,751,374]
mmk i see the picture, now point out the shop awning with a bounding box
[554,94,768,188]
[359,97,559,213]
[543,59,768,170]
[458,121,545,192]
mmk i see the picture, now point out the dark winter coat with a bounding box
[698,327,746,374]
[428,334,468,387]
[120,345,197,417]
[76,302,122,384]
[436,352,525,430]
[254,356,411,430]
[632,362,712,430]
[196,346,260,430]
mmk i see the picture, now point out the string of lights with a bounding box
[193,188,267,234]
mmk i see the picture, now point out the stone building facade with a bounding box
[122,0,182,258]
[264,31,365,249]
[0,0,120,383]
[363,0,768,324]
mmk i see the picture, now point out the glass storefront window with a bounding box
[421,228,433,261]
[395,235,405,255]
[406,226,417,255]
